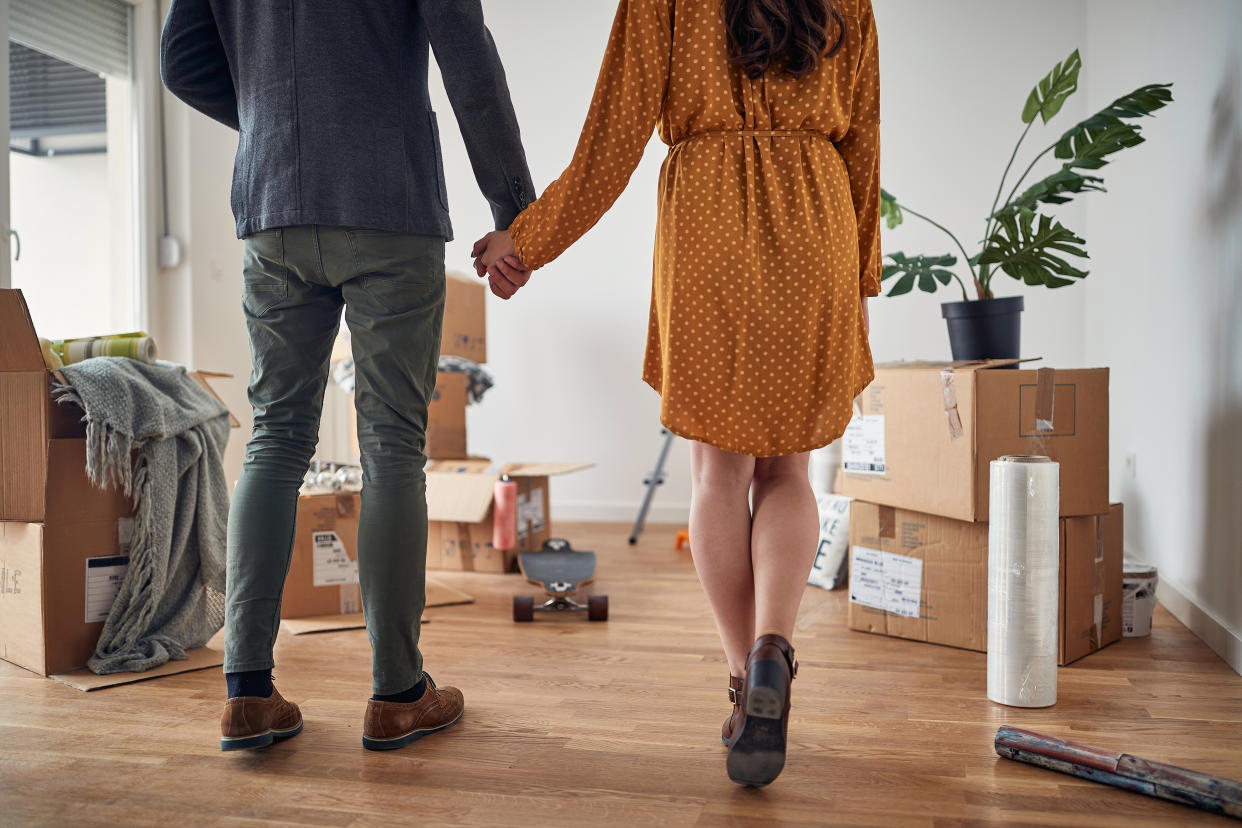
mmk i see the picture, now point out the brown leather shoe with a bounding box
[362,674,464,751]
[721,674,743,746]
[726,634,797,786]
[220,686,303,751]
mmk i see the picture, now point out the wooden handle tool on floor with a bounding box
[995,725,1242,819]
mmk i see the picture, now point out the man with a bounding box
[161,0,534,752]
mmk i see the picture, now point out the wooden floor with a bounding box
[2,522,1240,827]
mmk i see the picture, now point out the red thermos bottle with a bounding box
[492,474,518,551]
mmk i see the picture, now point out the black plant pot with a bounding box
[940,296,1024,360]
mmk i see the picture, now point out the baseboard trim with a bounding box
[1156,575,1242,676]
[552,500,691,525]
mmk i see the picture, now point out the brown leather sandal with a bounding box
[726,634,798,786]
[721,674,744,746]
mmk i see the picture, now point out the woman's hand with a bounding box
[471,230,532,300]
[863,296,870,336]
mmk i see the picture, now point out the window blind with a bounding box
[10,43,106,142]
[10,0,132,80]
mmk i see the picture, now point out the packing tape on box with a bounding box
[987,455,1060,708]
[940,369,964,439]
[1034,367,1057,432]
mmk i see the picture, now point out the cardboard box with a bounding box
[847,501,1123,665]
[281,493,364,619]
[426,460,592,572]
[443,272,487,363]
[0,288,237,676]
[0,442,132,675]
[835,360,1109,522]
[349,371,468,461]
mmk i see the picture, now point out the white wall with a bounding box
[1083,0,1242,671]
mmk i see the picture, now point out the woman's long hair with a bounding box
[724,0,846,79]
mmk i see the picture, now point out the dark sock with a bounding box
[226,670,274,699]
[372,676,427,704]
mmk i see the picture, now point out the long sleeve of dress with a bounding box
[508,0,672,270]
[834,3,882,297]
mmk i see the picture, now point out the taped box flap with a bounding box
[426,464,499,523]
[0,289,45,372]
[502,462,593,478]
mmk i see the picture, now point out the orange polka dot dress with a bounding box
[508,0,882,457]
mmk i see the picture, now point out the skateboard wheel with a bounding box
[513,595,534,622]
[588,594,609,622]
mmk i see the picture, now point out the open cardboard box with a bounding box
[835,360,1109,522]
[0,288,235,685]
[280,492,476,634]
[426,460,593,572]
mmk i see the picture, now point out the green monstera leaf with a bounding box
[1055,83,1173,158]
[996,83,1174,217]
[1001,168,1106,214]
[1022,49,1082,125]
[881,252,958,296]
[880,188,904,230]
[978,209,1088,289]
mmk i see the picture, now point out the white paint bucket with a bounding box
[1122,563,1158,638]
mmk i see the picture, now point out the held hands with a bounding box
[471,230,532,300]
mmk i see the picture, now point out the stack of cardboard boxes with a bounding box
[836,360,1124,665]
[0,289,237,678]
[281,275,589,621]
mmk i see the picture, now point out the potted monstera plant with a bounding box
[881,50,1173,359]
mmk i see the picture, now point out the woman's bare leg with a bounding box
[750,453,818,641]
[689,442,757,676]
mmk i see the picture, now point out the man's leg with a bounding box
[336,228,446,697]
[225,227,342,683]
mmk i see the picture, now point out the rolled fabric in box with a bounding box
[987,455,1060,708]
[54,332,158,365]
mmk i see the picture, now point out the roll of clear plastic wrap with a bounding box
[987,455,1060,708]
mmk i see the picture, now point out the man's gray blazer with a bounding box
[161,0,535,240]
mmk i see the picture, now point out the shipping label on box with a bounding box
[849,546,922,618]
[312,531,358,587]
[84,555,129,623]
[842,415,886,474]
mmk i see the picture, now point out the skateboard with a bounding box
[513,538,608,622]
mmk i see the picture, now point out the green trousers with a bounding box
[224,225,445,695]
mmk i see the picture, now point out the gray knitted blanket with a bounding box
[53,359,230,674]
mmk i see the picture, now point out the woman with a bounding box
[475,0,880,786]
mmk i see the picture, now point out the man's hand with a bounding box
[471,230,532,300]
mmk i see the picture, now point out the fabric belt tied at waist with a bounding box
[671,129,830,150]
